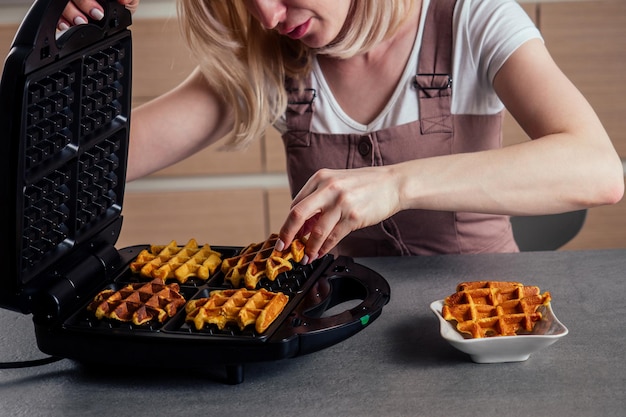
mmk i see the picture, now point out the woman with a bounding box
[62,0,624,263]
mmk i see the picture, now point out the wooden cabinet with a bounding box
[119,189,267,246]
[541,1,626,158]
[0,23,18,60]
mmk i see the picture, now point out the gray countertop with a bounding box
[1,249,625,417]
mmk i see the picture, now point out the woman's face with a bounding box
[243,0,353,48]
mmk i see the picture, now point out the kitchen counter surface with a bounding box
[1,248,624,417]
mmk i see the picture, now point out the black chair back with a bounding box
[510,210,587,251]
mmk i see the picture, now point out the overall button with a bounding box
[358,138,372,156]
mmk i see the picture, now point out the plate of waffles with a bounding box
[430,281,568,363]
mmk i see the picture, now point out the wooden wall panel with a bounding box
[0,23,17,60]
[148,140,264,177]
[129,17,196,104]
[539,1,626,157]
[116,189,266,248]
[130,18,265,177]
[562,198,626,250]
[265,126,287,173]
[267,188,293,235]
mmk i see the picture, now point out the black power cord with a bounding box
[0,356,64,369]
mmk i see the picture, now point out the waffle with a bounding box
[442,281,551,338]
[185,288,289,333]
[221,233,305,289]
[88,278,186,325]
[130,239,222,284]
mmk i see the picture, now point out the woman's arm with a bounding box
[490,38,623,210]
[396,38,623,214]
[126,68,234,181]
[277,39,624,261]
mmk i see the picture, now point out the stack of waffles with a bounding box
[442,281,552,338]
[221,233,305,289]
[185,288,289,333]
[88,278,186,326]
[130,239,222,284]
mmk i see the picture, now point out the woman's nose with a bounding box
[251,0,287,29]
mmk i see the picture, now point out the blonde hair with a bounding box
[177,0,413,149]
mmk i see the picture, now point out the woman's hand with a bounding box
[58,0,139,31]
[277,166,402,263]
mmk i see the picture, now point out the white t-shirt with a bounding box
[276,0,542,135]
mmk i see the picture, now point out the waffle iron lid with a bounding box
[0,0,133,312]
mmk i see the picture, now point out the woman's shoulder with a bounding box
[451,0,543,114]
[454,0,536,28]
[453,0,542,77]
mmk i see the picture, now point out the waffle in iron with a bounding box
[221,234,305,289]
[185,288,289,333]
[130,239,222,284]
[88,278,186,326]
[442,281,551,338]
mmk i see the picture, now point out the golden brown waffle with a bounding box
[185,288,289,333]
[130,239,222,284]
[442,281,551,338]
[88,278,186,325]
[221,233,305,289]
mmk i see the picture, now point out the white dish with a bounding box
[430,299,568,363]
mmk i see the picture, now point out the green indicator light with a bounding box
[360,315,370,326]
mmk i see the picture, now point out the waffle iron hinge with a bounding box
[31,237,122,324]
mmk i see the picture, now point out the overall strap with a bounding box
[284,77,316,146]
[415,0,456,134]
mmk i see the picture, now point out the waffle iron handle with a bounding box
[11,0,131,73]
[291,256,391,355]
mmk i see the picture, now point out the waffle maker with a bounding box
[0,0,391,384]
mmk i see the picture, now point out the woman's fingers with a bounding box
[278,170,357,263]
[59,2,83,31]
[58,0,103,30]
[278,166,401,262]
[119,0,140,14]
[58,0,138,31]
[304,211,352,262]
[281,212,339,264]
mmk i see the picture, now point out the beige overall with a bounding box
[282,0,519,257]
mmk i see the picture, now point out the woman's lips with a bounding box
[282,19,311,40]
